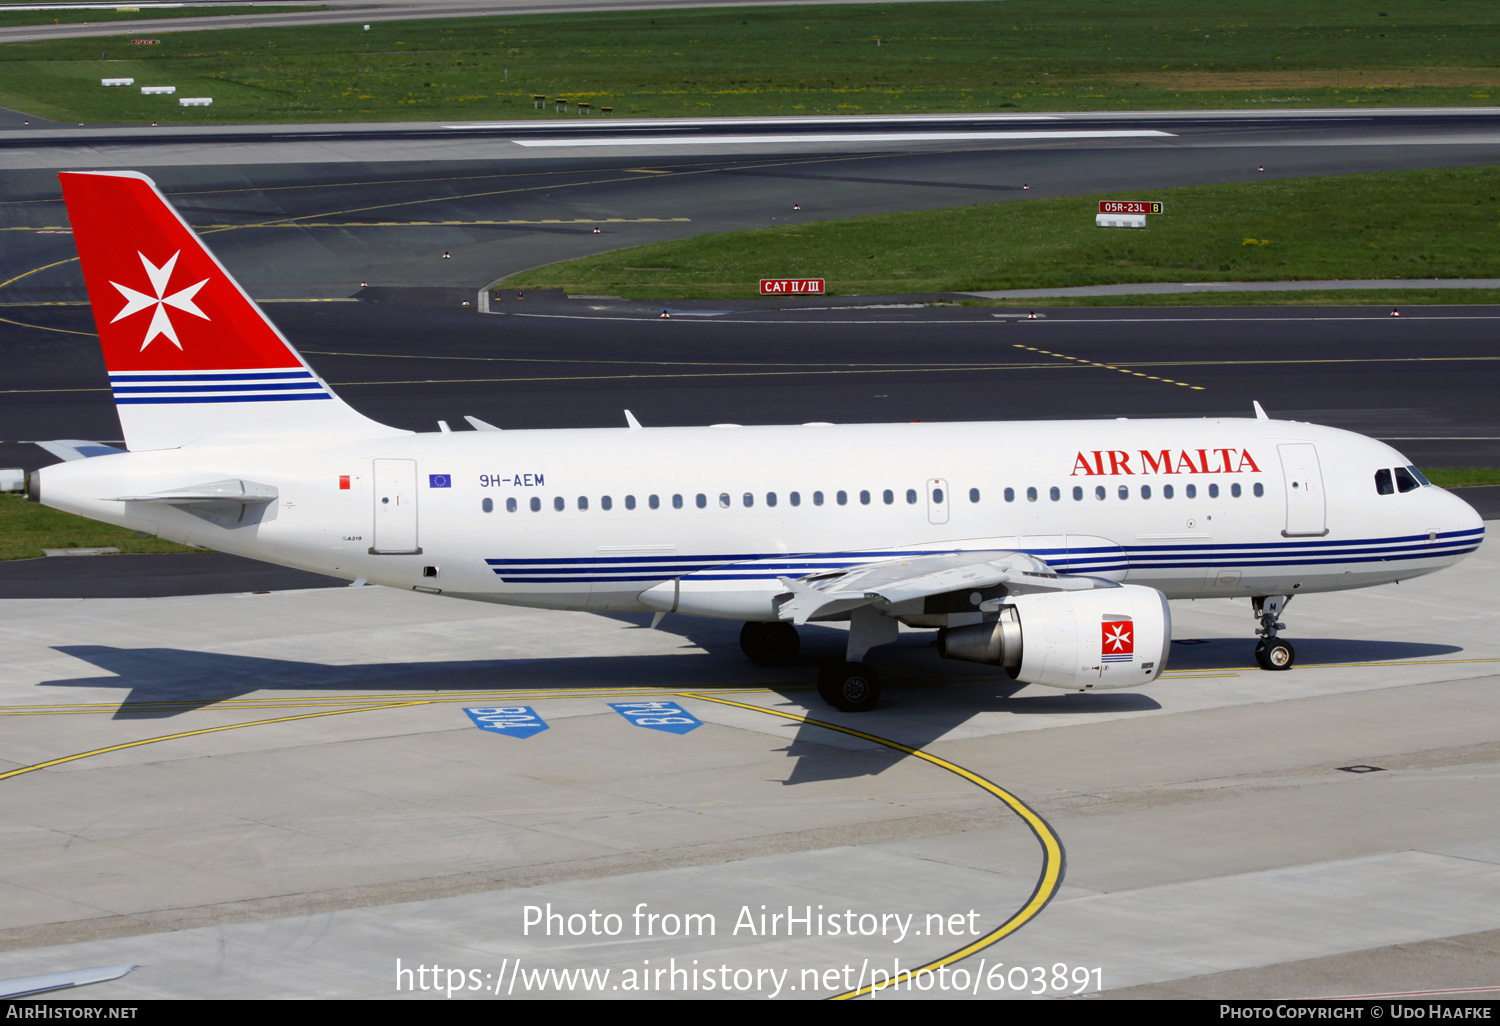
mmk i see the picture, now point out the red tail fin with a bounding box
[60,170,395,450]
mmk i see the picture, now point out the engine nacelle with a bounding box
[936,584,1171,690]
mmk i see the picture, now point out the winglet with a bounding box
[1253,400,1269,420]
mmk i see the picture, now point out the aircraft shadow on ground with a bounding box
[41,625,1458,786]
[1166,636,1462,671]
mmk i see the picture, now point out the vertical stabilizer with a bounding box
[60,170,399,450]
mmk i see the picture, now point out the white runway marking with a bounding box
[511,130,1178,147]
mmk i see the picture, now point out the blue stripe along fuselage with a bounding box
[482,528,1482,584]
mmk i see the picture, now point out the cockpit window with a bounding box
[1407,466,1431,487]
[1375,468,1394,495]
[1393,466,1420,493]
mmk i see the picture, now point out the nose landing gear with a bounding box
[1253,595,1295,670]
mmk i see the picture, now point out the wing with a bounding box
[774,549,1116,625]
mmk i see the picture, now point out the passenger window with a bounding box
[1026,487,1038,502]
[530,497,541,512]
[672,494,683,509]
[1141,485,1151,500]
[649,494,660,509]
[860,490,871,505]
[1394,466,1420,493]
[577,496,588,511]
[908,489,918,504]
[1230,483,1241,498]
[790,491,801,507]
[1073,486,1083,501]
[743,492,754,508]
[933,487,945,504]
[482,498,493,513]
[1208,483,1219,499]
[1253,483,1264,497]
[767,492,778,507]
[1163,484,1174,499]
[883,489,894,505]
[1118,485,1129,500]
[1004,487,1015,503]
[969,488,980,503]
[719,493,730,508]
[695,493,706,509]
[601,495,612,510]
[1186,484,1197,499]
[1095,485,1106,501]
[814,491,824,506]
[553,496,565,512]
[506,497,517,513]
[837,490,848,506]
[625,495,636,510]
[1049,486,1060,501]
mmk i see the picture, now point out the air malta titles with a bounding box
[1071,448,1262,477]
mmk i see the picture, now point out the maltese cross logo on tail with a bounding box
[1101,619,1134,663]
[110,250,210,351]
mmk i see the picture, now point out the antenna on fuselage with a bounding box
[624,410,643,430]
[1252,401,1269,420]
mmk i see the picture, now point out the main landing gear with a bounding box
[1253,595,1295,671]
[739,621,800,667]
[741,609,896,712]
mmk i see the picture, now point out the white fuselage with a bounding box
[37,416,1484,622]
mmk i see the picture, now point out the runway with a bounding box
[1,107,1498,999]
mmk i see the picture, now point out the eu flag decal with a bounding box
[464,706,548,739]
[428,473,452,488]
[610,701,701,735]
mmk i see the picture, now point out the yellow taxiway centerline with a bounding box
[679,691,1065,1001]
[0,700,429,781]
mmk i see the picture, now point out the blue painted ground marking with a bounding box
[609,701,701,735]
[464,706,548,739]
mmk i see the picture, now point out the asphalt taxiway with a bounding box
[0,533,1496,998]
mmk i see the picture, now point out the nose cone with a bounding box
[1436,485,1486,557]
[1445,486,1486,532]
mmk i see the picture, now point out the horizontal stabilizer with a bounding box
[0,964,136,999]
[35,439,126,462]
[109,478,278,504]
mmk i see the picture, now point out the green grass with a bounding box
[0,6,321,28]
[501,164,1500,299]
[1,0,1499,124]
[966,289,1500,308]
[0,493,197,561]
[1422,468,1500,489]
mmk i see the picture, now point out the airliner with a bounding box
[28,171,1485,711]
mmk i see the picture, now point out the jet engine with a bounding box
[936,584,1171,690]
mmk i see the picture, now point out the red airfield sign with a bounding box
[760,278,825,295]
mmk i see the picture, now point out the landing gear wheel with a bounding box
[816,661,882,712]
[1255,638,1295,671]
[739,622,800,667]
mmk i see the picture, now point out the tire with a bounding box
[1255,638,1295,671]
[759,623,800,666]
[738,622,769,662]
[817,661,882,712]
[740,622,800,666]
